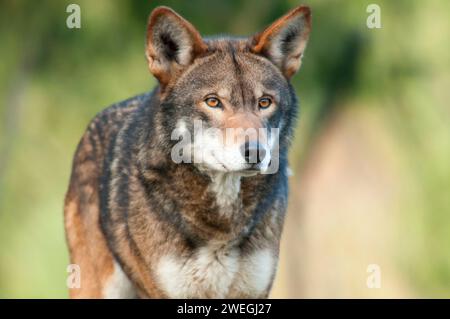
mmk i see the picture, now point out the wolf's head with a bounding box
[146,6,311,175]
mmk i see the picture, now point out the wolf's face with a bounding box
[146,6,311,175]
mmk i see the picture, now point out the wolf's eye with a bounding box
[258,97,272,109]
[205,97,221,108]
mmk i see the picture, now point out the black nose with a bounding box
[240,141,266,164]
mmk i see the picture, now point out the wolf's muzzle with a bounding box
[240,141,267,166]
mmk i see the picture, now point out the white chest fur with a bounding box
[156,246,275,298]
[103,261,136,299]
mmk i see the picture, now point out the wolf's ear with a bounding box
[251,6,311,78]
[146,7,207,86]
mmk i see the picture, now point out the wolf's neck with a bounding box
[209,173,242,209]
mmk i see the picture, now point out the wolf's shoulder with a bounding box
[72,91,154,168]
[91,92,152,130]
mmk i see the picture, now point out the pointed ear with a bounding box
[146,7,207,86]
[251,6,312,78]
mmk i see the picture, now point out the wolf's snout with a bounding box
[240,141,266,165]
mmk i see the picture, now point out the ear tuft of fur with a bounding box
[146,6,207,86]
[251,6,312,78]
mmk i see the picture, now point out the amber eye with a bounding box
[205,97,221,108]
[258,97,272,109]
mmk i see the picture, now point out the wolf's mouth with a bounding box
[211,151,230,171]
[206,154,267,174]
[211,150,262,175]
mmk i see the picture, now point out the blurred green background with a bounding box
[0,0,449,298]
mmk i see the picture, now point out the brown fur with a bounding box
[64,102,139,298]
[64,6,311,298]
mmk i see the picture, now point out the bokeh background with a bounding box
[0,0,449,298]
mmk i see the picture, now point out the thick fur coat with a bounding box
[64,6,311,298]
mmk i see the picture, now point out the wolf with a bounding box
[64,5,311,298]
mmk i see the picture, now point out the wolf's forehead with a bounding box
[180,39,286,99]
[204,37,250,51]
[206,39,281,80]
